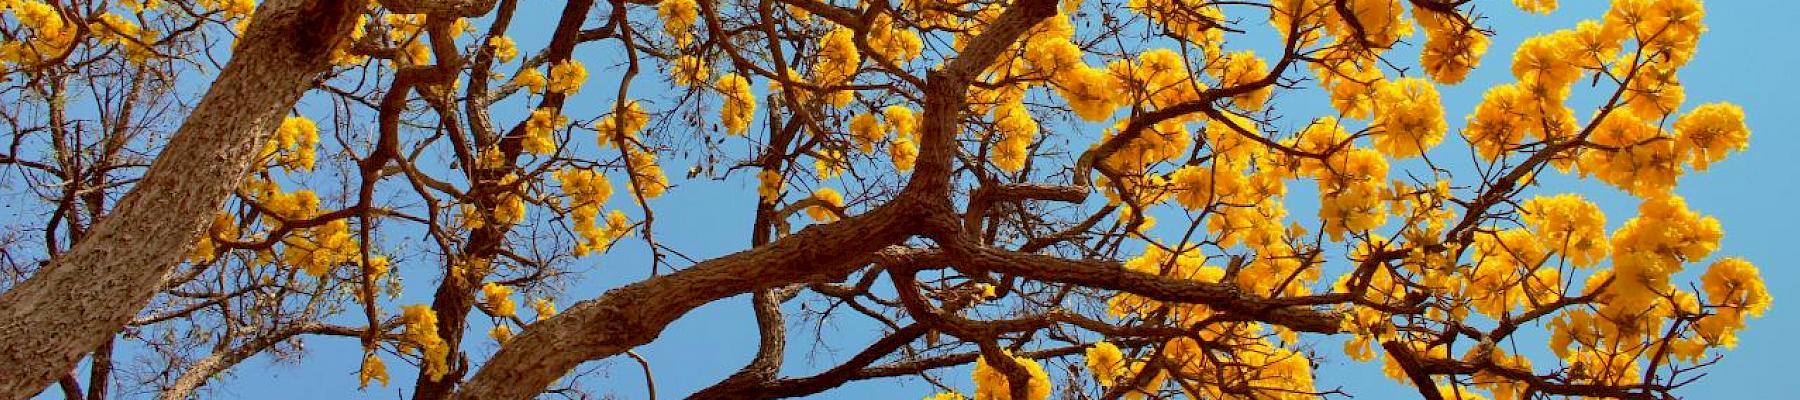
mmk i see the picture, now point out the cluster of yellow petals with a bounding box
[814,148,845,180]
[523,107,569,155]
[260,116,321,172]
[593,101,669,202]
[548,59,588,94]
[672,55,710,87]
[849,113,887,154]
[531,298,558,319]
[513,67,548,94]
[660,0,699,47]
[1207,51,1271,110]
[971,352,1052,400]
[1371,77,1448,158]
[252,182,363,277]
[88,12,162,64]
[885,106,920,171]
[185,212,240,265]
[1697,257,1772,349]
[1521,194,1610,267]
[554,167,629,256]
[488,36,519,63]
[868,13,924,65]
[1084,341,1126,385]
[813,27,861,108]
[715,74,756,136]
[1672,102,1750,170]
[990,101,1038,172]
[357,353,389,388]
[1128,0,1225,52]
[481,282,516,318]
[756,169,783,204]
[805,188,844,222]
[1415,8,1489,84]
[401,305,449,381]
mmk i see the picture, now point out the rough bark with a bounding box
[449,0,1060,397]
[448,208,919,399]
[411,1,591,398]
[157,323,367,400]
[0,1,366,397]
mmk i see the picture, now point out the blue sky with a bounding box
[27,0,1800,399]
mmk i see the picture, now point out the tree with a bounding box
[0,0,1770,399]
[0,1,365,398]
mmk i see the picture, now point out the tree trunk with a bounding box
[0,1,365,397]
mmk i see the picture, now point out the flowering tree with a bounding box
[0,0,1770,399]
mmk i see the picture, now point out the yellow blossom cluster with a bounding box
[357,353,389,388]
[849,112,887,154]
[488,36,519,62]
[757,169,783,204]
[885,106,920,171]
[805,188,843,222]
[1370,77,1447,158]
[245,180,363,277]
[715,74,756,136]
[88,12,162,64]
[1672,102,1750,171]
[867,14,924,65]
[553,167,626,256]
[1697,257,1771,349]
[813,27,861,108]
[672,55,710,87]
[660,0,699,47]
[1520,194,1610,267]
[971,352,1052,400]
[1207,51,1271,110]
[1127,0,1224,52]
[523,107,569,155]
[548,59,587,94]
[1415,8,1489,84]
[401,305,449,381]
[1464,229,1558,318]
[513,67,548,94]
[488,324,512,343]
[481,282,516,317]
[185,212,240,265]
[990,101,1038,171]
[532,298,558,320]
[259,116,321,172]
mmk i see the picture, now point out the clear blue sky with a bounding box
[30,1,1800,398]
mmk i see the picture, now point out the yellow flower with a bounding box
[672,55,710,87]
[401,305,449,381]
[806,188,844,222]
[489,324,514,343]
[532,298,558,319]
[487,36,519,62]
[1371,77,1447,158]
[523,107,568,154]
[888,137,918,171]
[1673,102,1750,171]
[972,352,1052,400]
[1085,341,1126,385]
[757,170,783,203]
[849,113,887,153]
[482,282,517,318]
[358,353,389,389]
[715,74,756,135]
[1514,0,1556,14]
[660,0,699,46]
[513,68,547,94]
[548,59,587,94]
